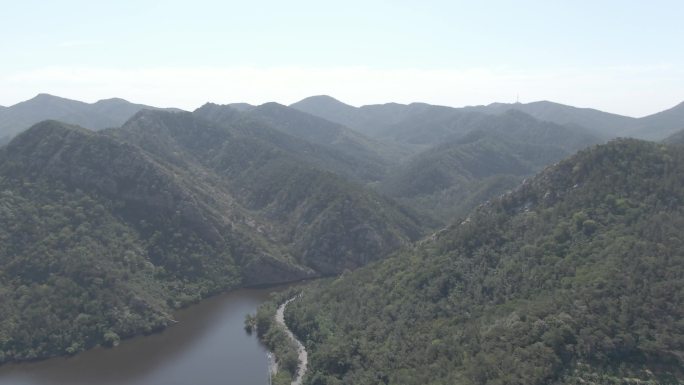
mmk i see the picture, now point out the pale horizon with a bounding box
[2,1,684,117]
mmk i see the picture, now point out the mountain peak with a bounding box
[194,102,239,115]
[197,102,222,110]
[94,97,132,105]
[257,101,288,109]
[295,95,345,104]
[290,95,355,110]
[33,93,58,99]
[28,93,80,103]
[3,120,94,158]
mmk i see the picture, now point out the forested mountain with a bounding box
[246,102,400,164]
[194,103,388,182]
[473,100,684,141]
[114,110,427,273]
[2,93,682,377]
[292,95,684,142]
[468,101,637,139]
[378,110,602,221]
[0,113,428,363]
[176,101,606,224]
[292,97,607,223]
[0,120,266,361]
[289,95,370,133]
[283,139,684,385]
[0,94,177,140]
[290,95,435,138]
[371,107,600,154]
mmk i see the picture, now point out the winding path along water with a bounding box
[274,297,308,385]
[0,288,282,385]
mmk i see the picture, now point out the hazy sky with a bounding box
[1,0,683,116]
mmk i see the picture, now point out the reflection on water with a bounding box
[0,288,278,385]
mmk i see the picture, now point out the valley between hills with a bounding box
[0,94,683,384]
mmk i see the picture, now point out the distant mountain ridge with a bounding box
[194,102,391,182]
[0,93,180,140]
[291,97,608,223]
[6,92,681,223]
[380,110,603,221]
[5,93,682,143]
[472,100,684,140]
[467,100,637,138]
[291,95,684,141]
[291,95,436,138]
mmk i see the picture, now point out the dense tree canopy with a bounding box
[285,139,684,385]
[2,95,683,385]
[0,116,428,363]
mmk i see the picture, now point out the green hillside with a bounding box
[381,110,602,221]
[2,94,681,379]
[247,102,396,166]
[284,139,684,385]
[194,103,389,182]
[0,121,257,361]
[0,116,428,363]
[115,110,429,274]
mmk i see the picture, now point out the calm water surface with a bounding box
[0,288,279,385]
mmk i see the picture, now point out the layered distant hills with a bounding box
[1,93,630,223]
[291,95,684,142]
[0,94,179,142]
[0,92,683,378]
[4,93,683,146]
[194,102,393,182]
[289,95,684,220]
[0,106,426,362]
[379,110,601,220]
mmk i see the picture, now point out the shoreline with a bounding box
[0,287,279,384]
[0,283,295,368]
